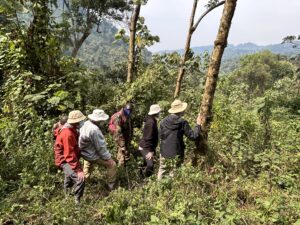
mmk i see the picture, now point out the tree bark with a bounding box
[197,0,237,139]
[174,0,198,98]
[127,4,141,83]
[71,29,91,57]
[64,1,93,58]
[174,0,225,98]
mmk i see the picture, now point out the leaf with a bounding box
[31,94,45,102]
[54,90,69,99]
[47,96,61,105]
[32,75,42,81]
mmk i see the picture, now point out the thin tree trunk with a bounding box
[71,29,91,57]
[174,0,198,98]
[174,0,225,98]
[197,0,237,152]
[127,4,141,83]
[69,3,93,58]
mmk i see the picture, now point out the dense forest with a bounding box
[0,0,299,224]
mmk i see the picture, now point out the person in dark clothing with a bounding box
[158,100,201,180]
[139,104,161,177]
[108,102,134,166]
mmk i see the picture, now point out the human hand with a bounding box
[146,152,154,160]
[105,158,116,167]
[77,171,85,182]
[196,116,201,126]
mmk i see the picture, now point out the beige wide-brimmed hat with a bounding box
[88,109,109,122]
[168,100,188,114]
[148,104,162,115]
[67,110,86,124]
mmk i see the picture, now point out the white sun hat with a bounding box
[148,104,162,115]
[67,110,86,124]
[88,109,109,122]
[168,100,188,114]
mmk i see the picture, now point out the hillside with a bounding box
[77,21,151,70]
[158,42,300,60]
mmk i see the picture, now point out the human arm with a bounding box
[142,119,156,152]
[182,120,201,140]
[54,137,66,168]
[113,115,126,147]
[62,131,82,172]
[91,128,111,160]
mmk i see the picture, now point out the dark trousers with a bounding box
[140,149,154,177]
[62,163,85,200]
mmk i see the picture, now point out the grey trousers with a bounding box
[157,154,183,180]
[62,163,85,200]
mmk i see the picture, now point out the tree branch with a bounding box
[192,0,225,32]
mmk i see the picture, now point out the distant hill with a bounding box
[77,21,151,70]
[157,42,300,60]
[77,21,128,70]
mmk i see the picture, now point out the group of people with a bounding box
[53,100,201,204]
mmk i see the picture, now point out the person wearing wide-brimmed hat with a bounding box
[138,104,161,177]
[79,109,117,191]
[54,110,86,204]
[157,100,201,180]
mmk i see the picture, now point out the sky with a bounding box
[140,0,300,52]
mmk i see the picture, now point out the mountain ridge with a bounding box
[156,42,300,59]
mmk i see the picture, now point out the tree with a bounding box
[282,34,300,48]
[174,0,225,98]
[229,51,295,97]
[61,0,129,57]
[127,1,141,83]
[197,0,237,152]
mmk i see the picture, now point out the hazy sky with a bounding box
[141,0,300,51]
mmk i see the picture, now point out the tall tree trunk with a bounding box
[127,4,141,83]
[174,0,225,98]
[197,0,237,151]
[174,0,198,98]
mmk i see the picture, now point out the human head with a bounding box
[67,110,86,128]
[148,104,161,117]
[168,100,187,116]
[59,114,68,125]
[88,109,109,127]
[123,101,134,117]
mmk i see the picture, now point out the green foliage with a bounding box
[78,21,130,70]
[228,51,296,98]
[0,2,299,224]
[59,0,130,55]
